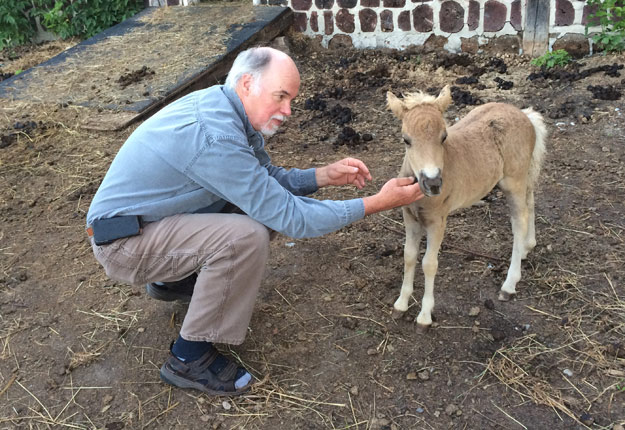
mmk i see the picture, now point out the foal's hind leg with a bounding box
[522,188,536,259]
[499,180,530,301]
[393,207,423,317]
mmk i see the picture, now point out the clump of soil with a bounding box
[587,84,622,100]
[0,120,46,149]
[527,62,624,82]
[494,76,514,90]
[117,65,155,88]
[450,86,482,105]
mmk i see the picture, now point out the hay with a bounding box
[1,2,254,109]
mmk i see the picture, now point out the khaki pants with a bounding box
[91,213,270,344]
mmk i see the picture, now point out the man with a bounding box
[86,46,423,396]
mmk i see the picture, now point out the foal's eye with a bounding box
[441,132,448,144]
[403,137,411,146]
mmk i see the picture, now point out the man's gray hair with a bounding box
[224,47,274,90]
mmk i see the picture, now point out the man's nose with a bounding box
[281,101,291,116]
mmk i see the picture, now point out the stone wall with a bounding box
[153,0,601,56]
[263,0,601,55]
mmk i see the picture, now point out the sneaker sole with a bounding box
[160,365,251,396]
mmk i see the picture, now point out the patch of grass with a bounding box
[530,50,573,69]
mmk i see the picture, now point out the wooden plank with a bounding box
[523,0,550,57]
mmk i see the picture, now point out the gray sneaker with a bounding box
[145,273,197,302]
[160,348,253,396]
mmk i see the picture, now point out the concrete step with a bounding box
[0,2,292,130]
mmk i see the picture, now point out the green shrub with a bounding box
[585,0,625,52]
[42,0,144,40]
[0,0,40,50]
[530,49,573,69]
[0,0,143,51]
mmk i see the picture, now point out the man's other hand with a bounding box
[315,157,373,189]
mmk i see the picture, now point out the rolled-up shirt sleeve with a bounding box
[185,136,364,238]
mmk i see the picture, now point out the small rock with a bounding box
[563,368,573,377]
[367,348,379,356]
[350,386,359,396]
[416,407,424,414]
[468,306,481,316]
[612,424,624,430]
[418,370,430,381]
[222,400,232,410]
[579,412,594,426]
[342,317,356,330]
[406,372,418,380]
[370,417,390,429]
[200,415,211,422]
[354,302,367,310]
[445,404,458,416]
[491,329,506,341]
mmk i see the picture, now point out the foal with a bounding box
[387,85,547,332]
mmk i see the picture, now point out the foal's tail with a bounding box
[522,107,547,188]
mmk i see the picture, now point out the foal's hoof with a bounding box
[416,323,430,334]
[498,291,516,301]
[391,308,405,320]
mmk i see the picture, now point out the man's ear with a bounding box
[238,73,254,97]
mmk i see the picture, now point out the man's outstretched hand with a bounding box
[363,177,424,215]
[316,158,372,189]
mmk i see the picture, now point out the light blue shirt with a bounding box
[86,85,365,238]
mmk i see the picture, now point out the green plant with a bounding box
[0,0,39,50]
[42,0,144,40]
[530,49,573,69]
[0,0,143,51]
[585,0,625,52]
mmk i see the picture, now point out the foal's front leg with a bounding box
[393,207,423,318]
[415,218,446,332]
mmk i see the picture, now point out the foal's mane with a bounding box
[401,92,437,110]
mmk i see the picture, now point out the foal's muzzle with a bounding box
[418,173,443,196]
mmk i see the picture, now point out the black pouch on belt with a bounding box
[92,215,142,246]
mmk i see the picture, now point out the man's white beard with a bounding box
[261,115,286,136]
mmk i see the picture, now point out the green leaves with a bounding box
[0,0,143,50]
[0,0,36,50]
[42,0,144,40]
[585,0,625,52]
[530,50,573,69]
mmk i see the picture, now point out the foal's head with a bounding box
[387,85,452,196]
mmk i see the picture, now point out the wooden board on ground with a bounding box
[0,1,293,131]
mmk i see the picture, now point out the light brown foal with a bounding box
[387,85,547,332]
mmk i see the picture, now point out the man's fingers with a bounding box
[396,176,418,186]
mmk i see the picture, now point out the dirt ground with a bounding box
[1,34,625,430]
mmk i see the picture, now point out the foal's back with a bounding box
[432,102,537,212]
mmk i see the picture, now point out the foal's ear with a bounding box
[434,85,452,112]
[387,91,406,119]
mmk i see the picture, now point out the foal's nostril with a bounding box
[423,176,443,195]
